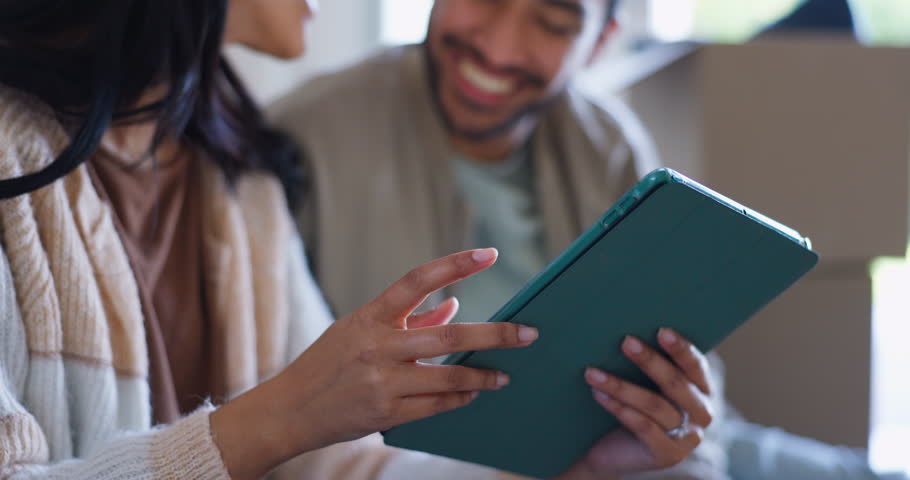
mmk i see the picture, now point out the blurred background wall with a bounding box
[231,0,910,104]
[229,0,910,474]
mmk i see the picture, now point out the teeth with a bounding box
[459,60,514,95]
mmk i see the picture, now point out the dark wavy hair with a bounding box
[0,0,301,203]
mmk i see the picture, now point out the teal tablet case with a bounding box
[382,168,818,479]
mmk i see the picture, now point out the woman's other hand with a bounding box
[558,329,715,480]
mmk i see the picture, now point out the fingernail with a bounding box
[497,373,510,388]
[624,336,643,354]
[519,326,539,343]
[585,368,608,384]
[472,248,497,263]
[441,297,459,310]
[448,297,460,313]
[594,391,611,404]
[659,328,678,345]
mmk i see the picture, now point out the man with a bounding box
[272,1,896,478]
[275,0,658,324]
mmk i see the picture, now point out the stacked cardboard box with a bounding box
[615,36,910,447]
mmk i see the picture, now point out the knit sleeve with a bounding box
[2,409,231,480]
[0,243,230,480]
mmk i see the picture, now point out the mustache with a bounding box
[440,33,547,89]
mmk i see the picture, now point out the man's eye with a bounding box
[538,18,580,36]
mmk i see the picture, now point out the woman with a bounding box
[0,1,714,479]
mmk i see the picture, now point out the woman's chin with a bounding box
[233,39,307,61]
[268,42,307,61]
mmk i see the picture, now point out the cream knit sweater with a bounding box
[0,86,513,479]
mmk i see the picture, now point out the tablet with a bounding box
[382,168,818,478]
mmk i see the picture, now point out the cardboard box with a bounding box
[611,37,910,446]
[717,264,872,447]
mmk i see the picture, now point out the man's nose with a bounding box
[474,7,532,69]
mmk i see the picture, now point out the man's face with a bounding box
[426,0,611,141]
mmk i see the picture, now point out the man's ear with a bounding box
[587,19,619,67]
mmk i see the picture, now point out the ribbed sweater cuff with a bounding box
[149,405,231,480]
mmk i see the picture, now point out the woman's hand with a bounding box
[212,249,539,480]
[276,248,540,447]
[557,329,715,480]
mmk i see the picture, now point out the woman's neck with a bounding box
[100,86,179,167]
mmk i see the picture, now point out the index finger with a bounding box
[369,249,498,325]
